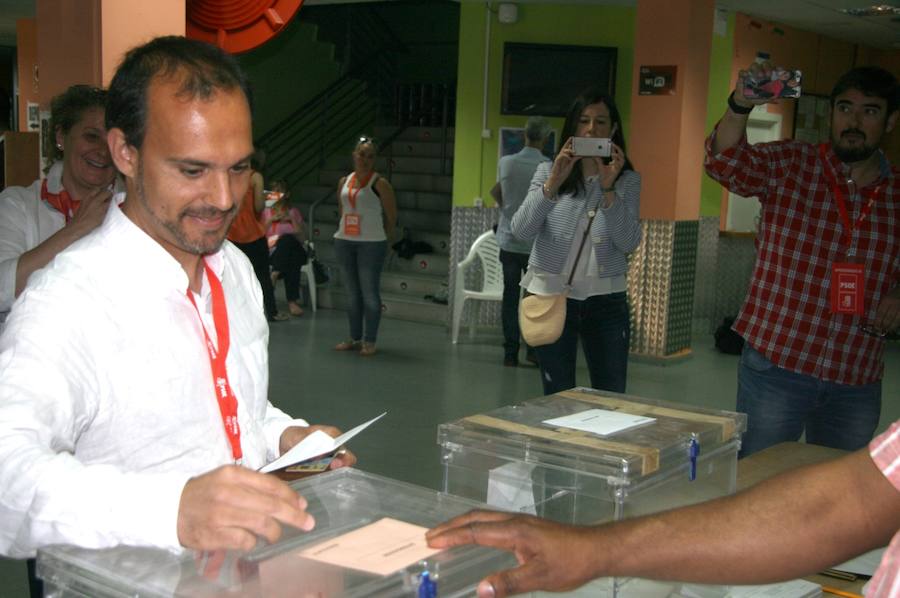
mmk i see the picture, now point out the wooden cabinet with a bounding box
[0,131,40,190]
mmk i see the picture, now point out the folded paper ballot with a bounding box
[260,412,386,473]
[543,408,656,436]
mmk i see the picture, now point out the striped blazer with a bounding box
[510,161,641,278]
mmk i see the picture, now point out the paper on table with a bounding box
[260,412,386,473]
[543,408,655,436]
[832,547,884,577]
[297,517,441,577]
[487,461,537,515]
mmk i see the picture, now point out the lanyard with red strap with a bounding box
[818,144,884,250]
[346,171,374,211]
[185,260,242,464]
[40,179,80,224]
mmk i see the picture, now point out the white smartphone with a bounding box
[572,137,612,157]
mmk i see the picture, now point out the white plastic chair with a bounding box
[451,230,503,344]
[300,241,317,312]
[300,262,317,312]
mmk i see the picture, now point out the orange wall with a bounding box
[100,0,184,86]
[15,18,37,132]
[630,0,714,221]
[730,13,858,140]
[37,0,102,107]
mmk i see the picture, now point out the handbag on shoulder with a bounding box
[519,200,600,347]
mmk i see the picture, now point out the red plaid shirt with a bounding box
[705,131,899,385]
[868,421,900,598]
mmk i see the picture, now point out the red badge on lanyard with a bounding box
[343,172,373,237]
[819,145,883,316]
[186,261,242,464]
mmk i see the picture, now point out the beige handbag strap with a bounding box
[565,200,602,288]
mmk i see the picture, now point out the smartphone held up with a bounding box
[572,137,612,158]
[741,68,802,100]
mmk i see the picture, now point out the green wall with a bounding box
[453,3,636,207]
[239,16,342,140]
[700,12,735,217]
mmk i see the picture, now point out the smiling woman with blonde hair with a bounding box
[0,84,119,320]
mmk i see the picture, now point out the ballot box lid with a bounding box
[438,387,746,481]
[37,468,515,598]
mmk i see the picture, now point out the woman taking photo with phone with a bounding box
[332,136,397,356]
[512,88,641,395]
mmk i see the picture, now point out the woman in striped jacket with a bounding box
[511,89,641,395]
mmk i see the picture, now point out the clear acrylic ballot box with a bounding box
[37,469,516,598]
[438,388,747,597]
[438,387,747,528]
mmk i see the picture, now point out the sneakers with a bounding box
[359,342,377,357]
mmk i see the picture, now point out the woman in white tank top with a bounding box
[332,137,397,356]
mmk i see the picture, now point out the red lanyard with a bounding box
[185,261,242,464]
[819,144,883,248]
[347,172,374,211]
[40,179,80,224]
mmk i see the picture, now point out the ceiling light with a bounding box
[841,4,900,16]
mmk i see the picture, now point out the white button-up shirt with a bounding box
[0,200,307,558]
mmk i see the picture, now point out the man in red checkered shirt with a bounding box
[705,64,899,458]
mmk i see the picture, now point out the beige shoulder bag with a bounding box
[519,202,599,347]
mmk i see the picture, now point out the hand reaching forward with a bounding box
[177,465,315,552]
[426,510,598,597]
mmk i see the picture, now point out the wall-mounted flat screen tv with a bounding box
[501,43,618,117]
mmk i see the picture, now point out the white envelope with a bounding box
[260,412,386,473]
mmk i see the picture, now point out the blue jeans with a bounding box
[499,249,534,360]
[736,344,881,458]
[534,292,630,395]
[333,239,387,343]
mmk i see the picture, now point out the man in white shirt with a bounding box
[0,36,353,569]
[490,116,551,367]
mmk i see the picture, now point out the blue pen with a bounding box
[418,569,438,598]
[688,434,700,481]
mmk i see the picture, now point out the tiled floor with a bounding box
[2,308,897,596]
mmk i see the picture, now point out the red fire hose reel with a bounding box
[186,0,304,54]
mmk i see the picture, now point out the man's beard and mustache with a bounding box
[135,161,237,256]
[832,127,878,163]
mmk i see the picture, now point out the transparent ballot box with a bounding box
[438,387,747,527]
[438,388,747,597]
[37,469,516,598]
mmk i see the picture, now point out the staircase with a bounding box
[255,3,457,327]
[292,125,454,326]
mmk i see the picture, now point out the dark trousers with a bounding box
[233,236,278,320]
[499,249,533,359]
[534,292,630,395]
[27,558,42,598]
[270,235,308,303]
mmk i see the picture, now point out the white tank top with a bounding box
[333,172,386,242]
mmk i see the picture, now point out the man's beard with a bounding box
[832,128,878,163]
[135,159,236,256]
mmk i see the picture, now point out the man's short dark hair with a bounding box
[106,36,252,149]
[830,66,899,115]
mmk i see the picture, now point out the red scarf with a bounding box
[40,178,80,224]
